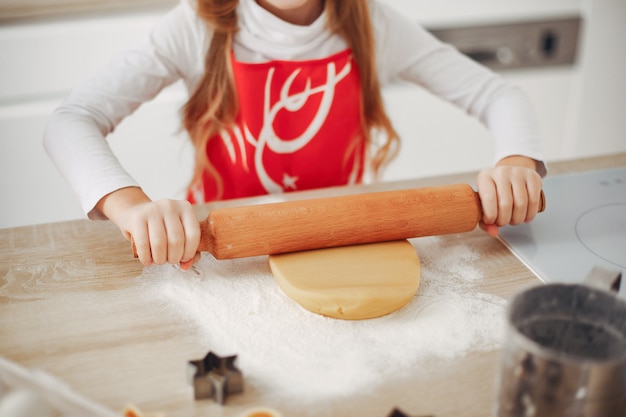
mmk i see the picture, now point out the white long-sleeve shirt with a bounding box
[44,0,546,219]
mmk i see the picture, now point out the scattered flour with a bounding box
[137,235,506,405]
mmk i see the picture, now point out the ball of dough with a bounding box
[269,240,420,320]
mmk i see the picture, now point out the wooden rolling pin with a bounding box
[133,183,545,260]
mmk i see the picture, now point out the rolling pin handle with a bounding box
[197,218,215,254]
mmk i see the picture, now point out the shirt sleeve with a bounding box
[370,0,547,176]
[43,0,208,219]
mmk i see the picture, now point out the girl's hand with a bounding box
[476,156,543,237]
[96,187,201,269]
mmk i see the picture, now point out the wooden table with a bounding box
[1,153,624,417]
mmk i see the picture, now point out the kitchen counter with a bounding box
[1,153,624,417]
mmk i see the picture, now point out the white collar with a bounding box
[236,0,343,61]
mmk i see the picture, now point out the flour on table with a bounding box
[137,235,506,404]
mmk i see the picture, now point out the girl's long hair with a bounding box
[183,0,399,199]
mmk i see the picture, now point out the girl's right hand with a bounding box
[96,187,201,270]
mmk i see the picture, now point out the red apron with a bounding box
[188,49,365,203]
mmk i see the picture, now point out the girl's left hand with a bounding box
[476,156,543,237]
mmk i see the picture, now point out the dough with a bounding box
[238,407,283,417]
[269,240,420,320]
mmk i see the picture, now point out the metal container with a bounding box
[495,266,626,417]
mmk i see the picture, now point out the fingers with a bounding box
[524,179,544,222]
[180,208,201,264]
[127,200,200,267]
[508,176,530,225]
[479,222,501,237]
[131,221,152,266]
[180,252,202,271]
[477,166,543,231]
[477,171,499,226]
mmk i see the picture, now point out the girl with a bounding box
[44,0,546,271]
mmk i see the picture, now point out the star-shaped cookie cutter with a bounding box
[188,351,244,404]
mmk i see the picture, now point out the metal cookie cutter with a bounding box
[188,351,244,404]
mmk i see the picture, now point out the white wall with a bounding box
[573,0,626,158]
[1,0,624,228]
[380,0,626,182]
[0,11,193,228]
